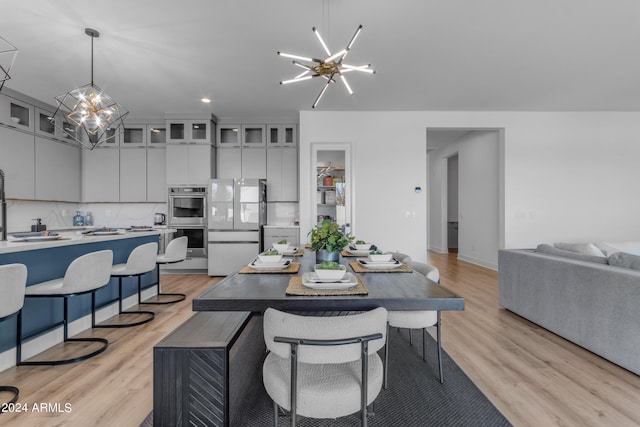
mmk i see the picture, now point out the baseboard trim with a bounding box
[457,254,498,271]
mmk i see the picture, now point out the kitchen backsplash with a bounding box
[267,202,299,226]
[5,200,167,233]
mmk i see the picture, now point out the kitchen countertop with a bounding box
[0,228,175,255]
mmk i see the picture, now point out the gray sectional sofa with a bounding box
[498,247,640,375]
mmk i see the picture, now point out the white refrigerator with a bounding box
[207,178,267,276]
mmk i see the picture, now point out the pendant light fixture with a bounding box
[0,36,18,92]
[278,24,374,108]
[52,28,129,150]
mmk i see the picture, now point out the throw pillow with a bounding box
[537,244,609,264]
[553,242,606,257]
[608,252,640,270]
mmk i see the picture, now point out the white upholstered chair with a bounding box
[385,260,443,386]
[19,250,113,365]
[0,264,27,407]
[263,307,388,427]
[140,236,187,305]
[94,242,157,328]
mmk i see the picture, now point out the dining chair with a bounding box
[140,236,187,305]
[262,307,388,427]
[0,264,27,408]
[384,261,443,387]
[18,250,113,365]
[93,242,157,328]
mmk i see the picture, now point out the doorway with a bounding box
[426,128,504,270]
[311,143,352,235]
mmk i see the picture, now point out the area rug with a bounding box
[141,330,511,426]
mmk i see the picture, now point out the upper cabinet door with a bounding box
[122,124,147,147]
[217,124,241,147]
[167,119,212,144]
[147,125,167,146]
[167,120,188,143]
[34,107,56,138]
[0,126,35,199]
[0,94,34,132]
[267,125,297,147]
[241,124,266,147]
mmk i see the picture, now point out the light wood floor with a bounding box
[1,256,639,426]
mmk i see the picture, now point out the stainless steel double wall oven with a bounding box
[167,186,207,258]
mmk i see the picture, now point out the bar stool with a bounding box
[0,264,27,410]
[140,236,187,305]
[18,250,113,366]
[94,242,157,328]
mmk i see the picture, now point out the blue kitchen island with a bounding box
[0,230,167,363]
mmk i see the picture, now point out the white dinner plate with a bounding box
[13,235,62,242]
[130,228,154,232]
[357,259,402,270]
[302,272,358,290]
[91,230,121,235]
[248,259,291,270]
[280,246,299,255]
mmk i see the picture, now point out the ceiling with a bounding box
[2,0,640,121]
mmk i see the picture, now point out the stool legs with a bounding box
[93,275,154,328]
[1,311,21,410]
[139,264,185,305]
[19,295,108,366]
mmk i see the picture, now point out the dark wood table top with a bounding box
[193,251,464,313]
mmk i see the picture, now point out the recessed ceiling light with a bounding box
[201,98,211,103]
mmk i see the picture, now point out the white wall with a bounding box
[300,111,640,263]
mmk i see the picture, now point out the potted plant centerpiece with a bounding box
[308,219,354,262]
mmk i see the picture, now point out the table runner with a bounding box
[285,275,368,296]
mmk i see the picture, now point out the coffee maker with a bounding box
[153,213,166,225]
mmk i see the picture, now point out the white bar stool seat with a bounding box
[19,250,113,365]
[0,264,27,409]
[140,236,187,305]
[94,242,157,328]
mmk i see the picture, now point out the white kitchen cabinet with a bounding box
[241,148,266,179]
[82,148,120,202]
[241,124,266,147]
[216,148,242,179]
[0,94,33,132]
[119,147,147,202]
[147,125,166,146]
[267,124,297,147]
[122,124,147,147]
[166,143,214,185]
[167,119,213,144]
[0,126,35,199]
[35,136,80,202]
[263,227,300,248]
[217,124,241,147]
[34,107,56,138]
[147,146,167,202]
[266,147,298,201]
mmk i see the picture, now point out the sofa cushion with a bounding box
[553,242,605,257]
[536,244,609,264]
[607,252,640,270]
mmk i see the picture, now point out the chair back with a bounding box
[390,252,411,263]
[162,236,188,262]
[63,250,114,293]
[264,307,387,364]
[125,242,158,275]
[0,263,27,319]
[406,260,440,283]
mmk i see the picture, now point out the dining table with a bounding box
[155,249,465,426]
[192,249,465,313]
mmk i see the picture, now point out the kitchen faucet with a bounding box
[0,169,6,241]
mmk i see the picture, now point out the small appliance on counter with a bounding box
[154,213,166,225]
[31,218,46,232]
[73,211,85,226]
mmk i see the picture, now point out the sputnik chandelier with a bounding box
[52,28,129,150]
[0,36,18,92]
[278,25,374,108]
